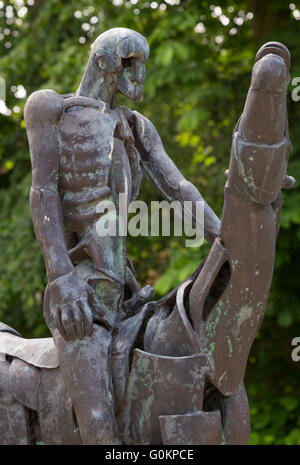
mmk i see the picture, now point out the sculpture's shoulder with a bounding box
[128,109,162,156]
[130,109,157,136]
[24,89,64,129]
[118,106,147,125]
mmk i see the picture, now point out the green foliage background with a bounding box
[0,0,299,444]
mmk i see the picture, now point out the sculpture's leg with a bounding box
[51,325,120,444]
[70,221,127,327]
[38,367,82,445]
[43,222,126,444]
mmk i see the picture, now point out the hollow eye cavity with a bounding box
[121,57,135,69]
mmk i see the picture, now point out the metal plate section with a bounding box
[118,349,208,444]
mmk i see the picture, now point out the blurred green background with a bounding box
[0,0,299,444]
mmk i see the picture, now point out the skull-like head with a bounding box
[91,27,150,101]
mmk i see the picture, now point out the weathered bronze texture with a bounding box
[0,29,294,445]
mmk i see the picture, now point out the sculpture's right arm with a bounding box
[24,90,74,282]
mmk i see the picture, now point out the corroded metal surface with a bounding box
[112,302,155,414]
[191,49,290,396]
[118,349,208,444]
[0,31,294,445]
[222,383,250,445]
[38,367,82,445]
[159,411,222,445]
[143,279,198,357]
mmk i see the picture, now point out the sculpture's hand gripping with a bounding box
[48,272,110,341]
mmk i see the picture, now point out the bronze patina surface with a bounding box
[0,30,294,444]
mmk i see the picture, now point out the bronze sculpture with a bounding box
[0,28,295,445]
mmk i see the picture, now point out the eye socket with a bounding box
[121,57,135,68]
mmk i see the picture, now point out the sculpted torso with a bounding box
[59,100,116,194]
[36,92,137,231]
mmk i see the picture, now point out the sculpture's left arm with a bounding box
[130,111,221,244]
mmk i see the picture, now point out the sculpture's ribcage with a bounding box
[58,106,116,193]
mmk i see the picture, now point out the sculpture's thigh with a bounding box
[75,222,127,325]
